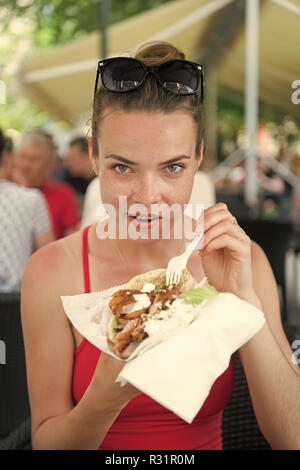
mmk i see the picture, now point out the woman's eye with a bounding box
[111,164,130,173]
[166,164,184,174]
[111,163,184,175]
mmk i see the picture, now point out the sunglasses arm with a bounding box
[94,65,101,97]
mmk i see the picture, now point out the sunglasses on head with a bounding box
[94,57,204,101]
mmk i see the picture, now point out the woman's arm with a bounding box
[21,243,139,450]
[238,241,300,450]
[199,203,300,450]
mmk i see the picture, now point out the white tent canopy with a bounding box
[15,0,300,127]
[14,0,300,206]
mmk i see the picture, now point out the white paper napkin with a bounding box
[61,287,265,423]
[116,293,265,423]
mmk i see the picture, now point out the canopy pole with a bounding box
[245,0,260,209]
[99,0,110,59]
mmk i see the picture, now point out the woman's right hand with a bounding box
[90,351,142,412]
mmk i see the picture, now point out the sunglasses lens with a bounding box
[102,59,145,92]
[157,60,198,95]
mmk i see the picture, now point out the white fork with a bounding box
[166,233,204,286]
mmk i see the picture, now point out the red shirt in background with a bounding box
[40,180,79,239]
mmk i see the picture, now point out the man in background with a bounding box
[14,129,79,239]
[62,137,94,217]
[0,135,15,181]
[0,128,53,292]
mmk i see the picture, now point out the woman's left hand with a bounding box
[198,203,256,301]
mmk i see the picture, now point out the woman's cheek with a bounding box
[174,173,195,203]
[100,170,131,194]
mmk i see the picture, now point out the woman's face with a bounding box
[92,109,202,237]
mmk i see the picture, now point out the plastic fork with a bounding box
[166,233,204,286]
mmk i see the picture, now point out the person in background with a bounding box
[50,149,65,184]
[0,128,54,293]
[62,137,95,217]
[14,129,80,239]
[294,188,300,222]
[256,158,293,219]
[80,176,99,228]
[0,135,15,182]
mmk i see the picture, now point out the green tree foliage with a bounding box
[3,0,173,48]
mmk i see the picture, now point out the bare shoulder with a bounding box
[250,239,281,316]
[250,239,269,265]
[250,239,299,373]
[21,234,77,345]
[22,229,83,294]
[21,229,84,360]
[23,239,66,288]
[250,239,281,303]
[21,230,84,433]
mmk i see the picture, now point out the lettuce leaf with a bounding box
[112,316,122,331]
[178,286,219,305]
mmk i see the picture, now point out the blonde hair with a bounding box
[92,41,204,156]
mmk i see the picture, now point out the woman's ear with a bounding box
[88,138,98,176]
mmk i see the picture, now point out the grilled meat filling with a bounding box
[108,284,183,356]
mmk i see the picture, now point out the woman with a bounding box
[21,41,300,450]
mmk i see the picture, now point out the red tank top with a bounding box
[72,225,235,450]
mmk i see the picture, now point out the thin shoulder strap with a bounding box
[82,225,91,294]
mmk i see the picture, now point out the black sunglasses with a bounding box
[94,57,204,101]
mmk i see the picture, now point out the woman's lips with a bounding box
[128,214,161,219]
[128,214,161,229]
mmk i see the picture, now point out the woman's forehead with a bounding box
[98,109,196,144]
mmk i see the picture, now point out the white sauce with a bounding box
[143,298,198,341]
[140,283,156,293]
[132,293,151,310]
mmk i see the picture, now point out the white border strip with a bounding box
[269,0,300,16]
[22,0,234,83]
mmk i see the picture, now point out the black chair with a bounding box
[0,293,31,447]
[216,190,296,321]
[222,323,300,450]
[237,218,295,321]
[215,190,251,220]
[0,416,31,450]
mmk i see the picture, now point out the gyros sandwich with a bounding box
[107,268,218,359]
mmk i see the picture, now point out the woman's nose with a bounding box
[131,174,162,206]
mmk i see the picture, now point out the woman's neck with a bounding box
[90,224,186,272]
[87,224,205,286]
[116,237,185,268]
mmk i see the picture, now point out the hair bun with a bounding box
[134,40,185,67]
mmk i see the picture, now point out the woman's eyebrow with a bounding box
[105,154,191,165]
